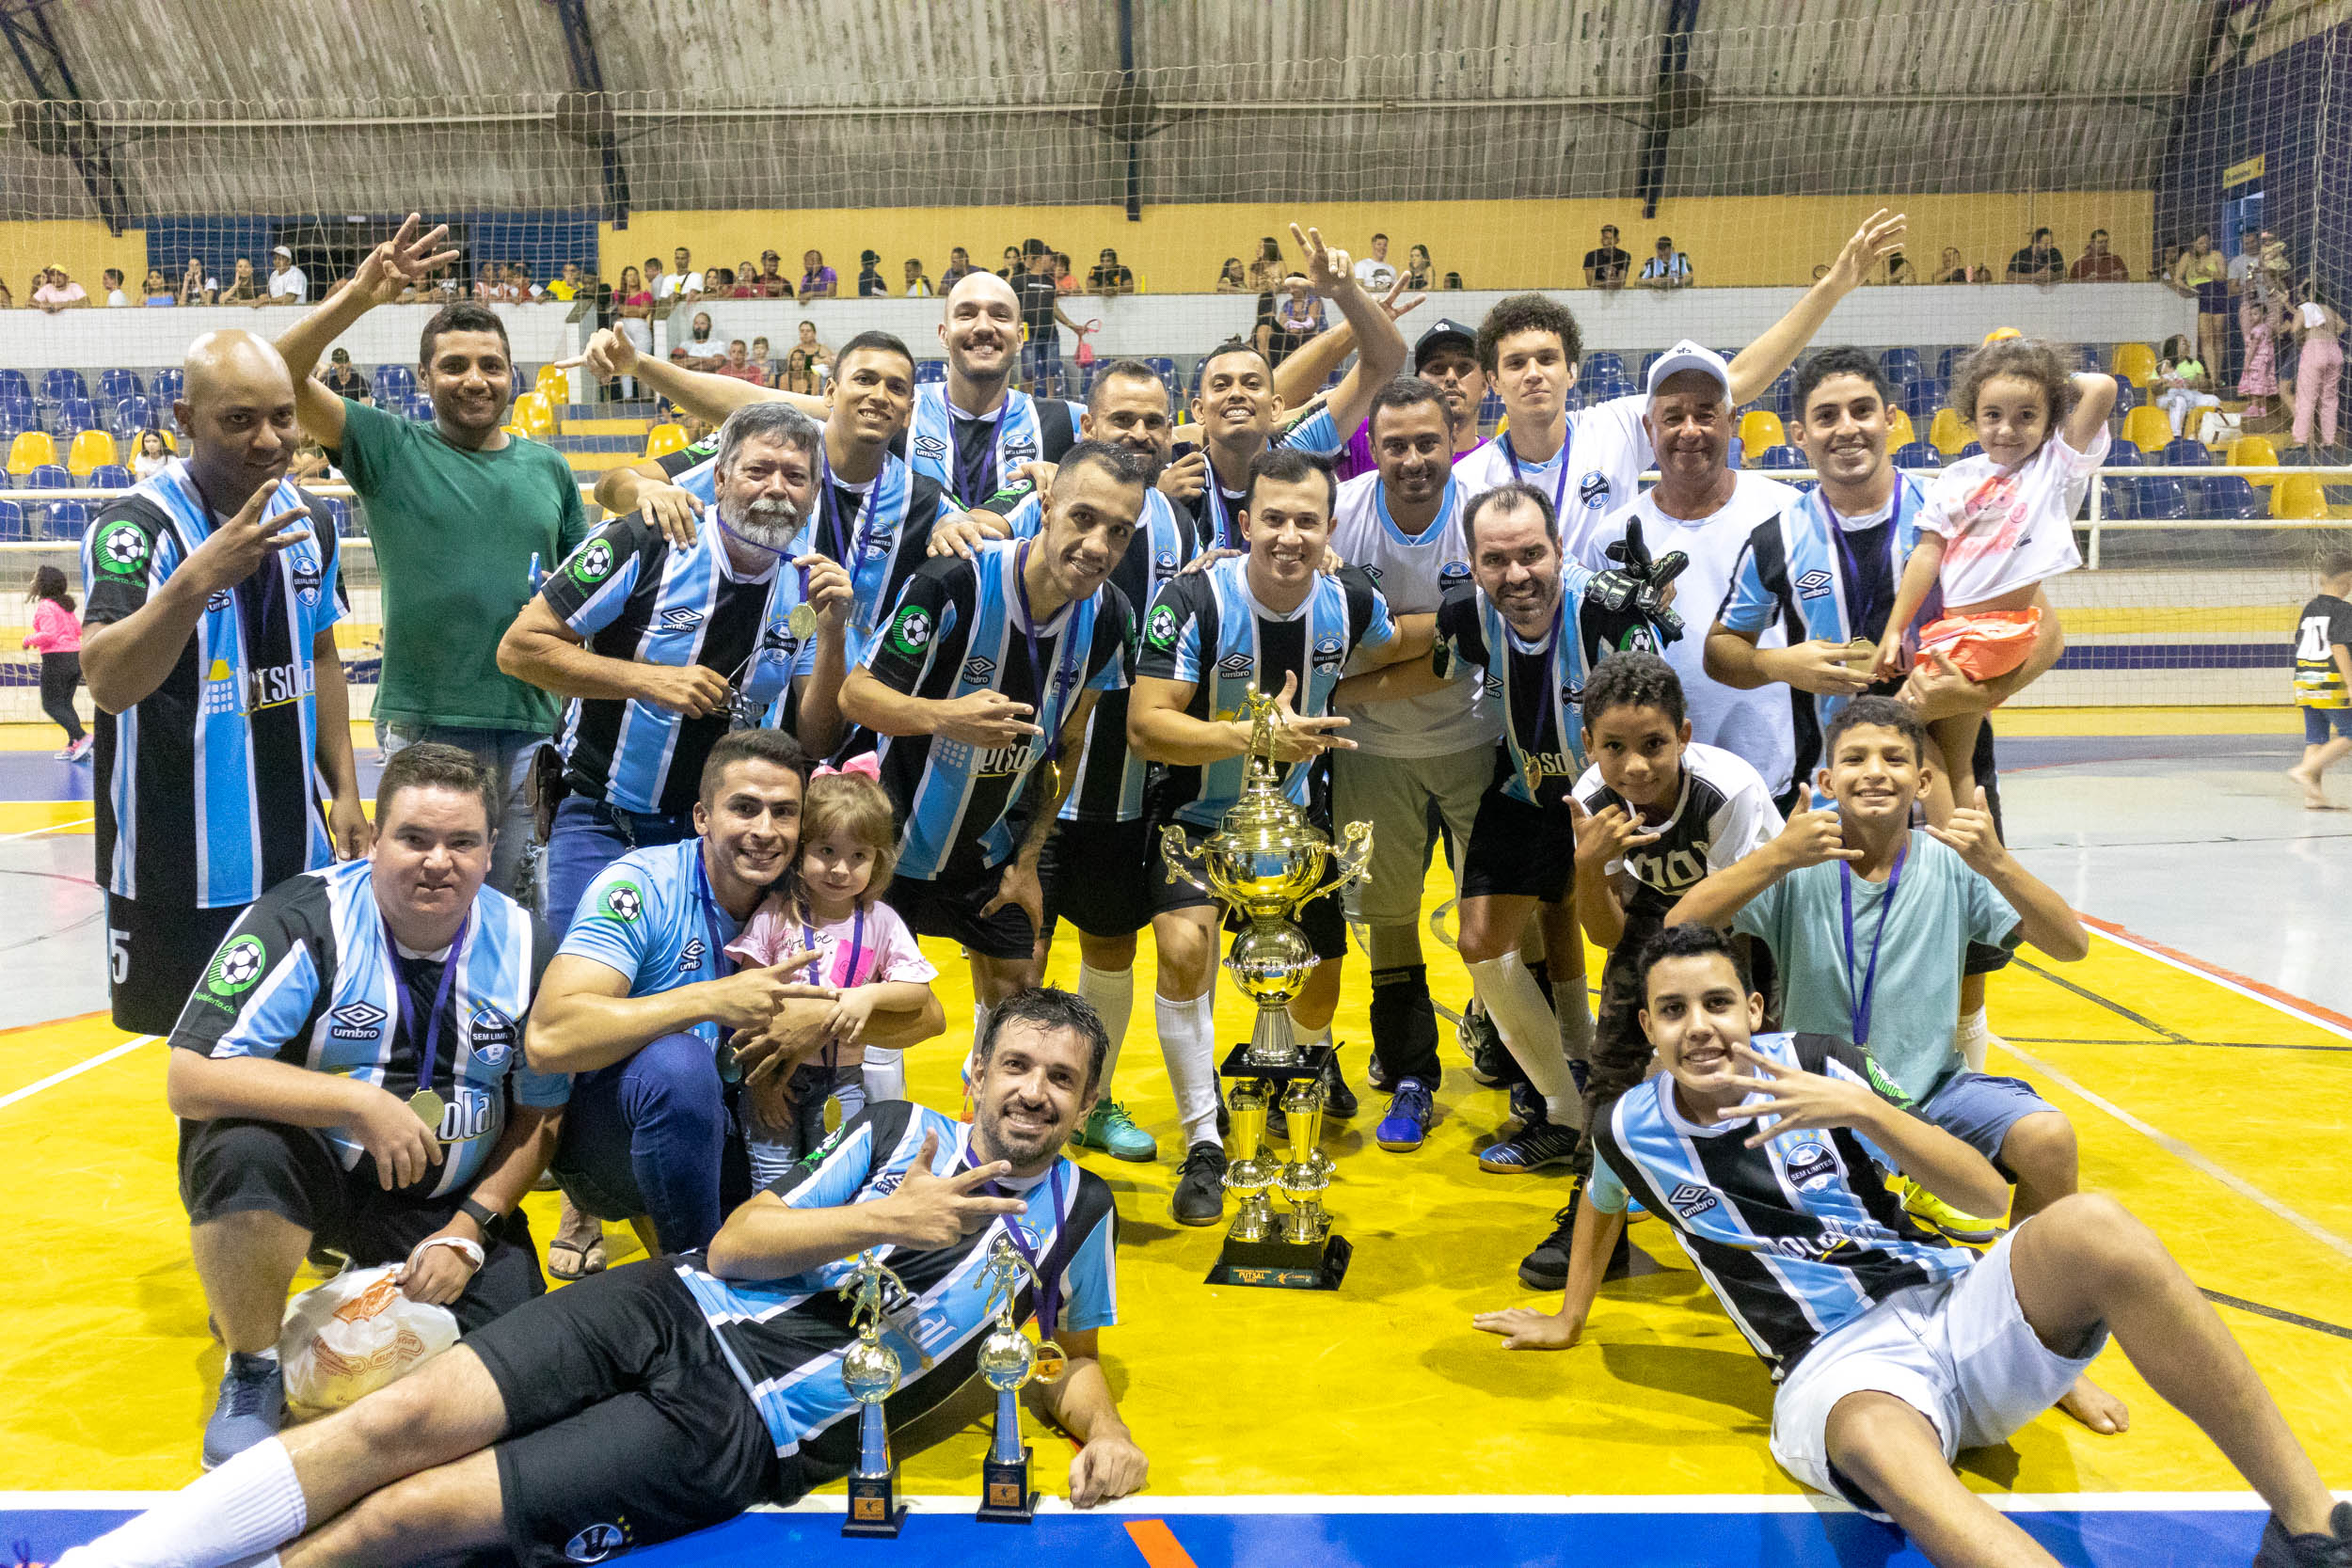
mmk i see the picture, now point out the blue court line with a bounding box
[0,1498,2278,1567]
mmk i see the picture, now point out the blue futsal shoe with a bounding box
[1477,1117,1582,1174]
[1374,1078,1435,1151]
[202,1351,285,1470]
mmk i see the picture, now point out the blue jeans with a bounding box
[1023,337,1067,398]
[554,1031,748,1253]
[543,794,695,939]
[380,723,547,910]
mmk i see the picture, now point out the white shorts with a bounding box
[1769,1224,2107,1511]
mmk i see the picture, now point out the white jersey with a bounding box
[1589,472,1803,796]
[1452,393,1653,566]
[1327,470,1499,758]
[1916,425,2103,607]
[1573,741,1781,922]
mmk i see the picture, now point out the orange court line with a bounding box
[2079,913,2352,1034]
[1123,1519,1200,1568]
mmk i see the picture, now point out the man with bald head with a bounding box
[906,265,1088,506]
[78,328,367,1033]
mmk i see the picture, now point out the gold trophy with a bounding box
[838,1251,910,1538]
[1162,687,1373,1290]
[973,1234,1043,1523]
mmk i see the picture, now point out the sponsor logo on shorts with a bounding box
[1667,1181,1718,1219]
[1795,568,1835,599]
[328,1001,386,1040]
[206,935,267,996]
[564,1522,629,1563]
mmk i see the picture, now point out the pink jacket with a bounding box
[24,597,82,655]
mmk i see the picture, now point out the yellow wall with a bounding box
[601,193,2155,293]
[0,220,152,301]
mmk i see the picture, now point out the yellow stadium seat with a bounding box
[1883,408,1915,449]
[7,431,56,476]
[2272,473,2328,519]
[66,429,119,478]
[1737,410,1786,452]
[533,364,570,403]
[511,392,554,440]
[1928,407,1968,457]
[2121,404,2171,454]
[644,422,688,459]
[2227,435,2280,485]
[2111,342,2156,388]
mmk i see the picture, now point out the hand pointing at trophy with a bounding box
[1250,670,1356,762]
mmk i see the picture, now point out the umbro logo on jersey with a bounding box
[1360,563,1383,583]
[678,938,707,974]
[961,656,996,684]
[1482,673,1504,698]
[1561,681,1583,706]
[660,607,706,630]
[914,435,948,460]
[329,1002,386,1040]
[1795,568,1835,599]
[1667,1181,1718,1219]
[206,591,232,613]
[1216,652,1255,678]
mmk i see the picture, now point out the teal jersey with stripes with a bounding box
[558,836,743,1049]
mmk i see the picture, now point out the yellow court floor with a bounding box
[2,862,2347,1505]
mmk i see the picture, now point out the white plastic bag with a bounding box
[278,1264,459,1415]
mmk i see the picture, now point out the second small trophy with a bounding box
[837,1251,910,1538]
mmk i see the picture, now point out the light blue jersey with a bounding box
[560,837,741,1048]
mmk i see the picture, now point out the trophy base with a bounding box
[841,1468,907,1538]
[975,1451,1038,1524]
[1205,1229,1352,1291]
[1219,1040,1334,1085]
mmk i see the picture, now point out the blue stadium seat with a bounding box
[1638,351,1666,383]
[40,369,87,404]
[108,397,154,437]
[2160,436,2208,467]
[1143,355,1176,384]
[1765,369,1796,418]
[2074,345,2103,374]
[1892,441,1941,471]
[88,464,132,489]
[1900,378,1947,426]
[375,365,415,401]
[149,368,184,404]
[1477,390,1504,430]
[41,499,89,536]
[56,398,97,435]
[0,402,34,441]
[0,499,25,540]
[1756,444,1806,470]
[1935,346,1967,382]
[314,496,354,535]
[1590,372,1635,402]
[1879,348,1922,388]
[23,464,72,490]
[2110,379,2139,414]
[403,392,437,423]
[0,369,30,404]
[2101,475,2141,520]
[2194,475,2263,519]
[98,369,143,402]
[2103,442,2139,465]
[914,360,946,385]
[1957,441,1983,460]
[1583,353,1625,383]
[2132,476,2187,520]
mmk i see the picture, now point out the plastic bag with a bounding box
[278,1264,459,1415]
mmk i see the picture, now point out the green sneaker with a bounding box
[1073,1100,1159,1163]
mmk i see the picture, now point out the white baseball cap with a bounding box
[273,245,293,259]
[1645,338,1730,402]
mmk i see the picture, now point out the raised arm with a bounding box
[524,952,823,1075]
[2060,372,2119,453]
[1719,1041,2008,1217]
[1292,223,1408,437]
[568,327,823,425]
[704,1129,1023,1279]
[277,214,460,449]
[1925,789,2090,962]
[497,594,731,715]
[1724,210,1906,405]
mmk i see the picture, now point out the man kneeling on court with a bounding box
[60,988,1149,1568]
[1473,924,2351,1568]
[168,743,566,1469]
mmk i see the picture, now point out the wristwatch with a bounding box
[458,1196,501,1233]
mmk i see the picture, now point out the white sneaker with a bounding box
[66,736,93,762]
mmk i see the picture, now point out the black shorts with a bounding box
[468,1260,799,1568]
[1458,780,1576,904]
[107,894,241,1036]
[1040,816,1157,939]
[882,858,1034,960]
[177,1115,544,1333]
[1150,818,1348,962]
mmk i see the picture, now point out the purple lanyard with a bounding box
[387,910,468,1093]
[816,451,857,567]
[800,907,866,989]
[952,399,1011,506]
[1838,838,1908,1046]
[1827,484,1915,641]
[1011,542,1078,767]
[1501,427,1573,523]
[982,1163,1070,1338]
[692,850,738,981]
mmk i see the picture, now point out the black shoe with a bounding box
[1458,1007,1514,1086]
[1507,1078,1544,1131]
[1320,1050,1358,1118]
[1365,1053,1392,1093]
[1171,1142,1228,1227]
[1518,1204,1579,1291]
[2254,1502,2352,1568]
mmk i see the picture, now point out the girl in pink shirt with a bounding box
[725,758,939,1184]
[24,565,87,761]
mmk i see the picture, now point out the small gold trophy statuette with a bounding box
[838,1250,911,1537]
[973,1234,1043,1523]
[1162,688,1372,1290]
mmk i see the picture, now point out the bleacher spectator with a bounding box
[1055,251,1080,293]
[320,346,371,404]
[2007,227,2064,282]
[129,428,171,480]
[1968,262,1994,282]
[216,257,260,305]
[800,247,838,298]
[141,267,173,306]
[265,245,308,305]
[753,249,793,297]
[33,266,88,311]
[857,249,887,297]
[1441,270,1465,289]
[1582,225,1631,288]
[1403,243,1435,291]
[673,309,724,371]
[750,334,773,380]
[723,259,756,299]
[997,244,1024,280]
[659,245,703,301]
[2175,231,2230,393]
[612,265,655,393]
[904,258,933,297]
[178,256,216,306]
[1216,257,1248,293]
[2069,229,2129,282]
[2154,334,2220,438]
[0,274,17,308]
[1354,233,1397,293]
[1638,236,1693,288]
[1246,235,1284,292]
[24,564,87,762]
[1936,245,1967,283]
[1884,252,1916,285]
[640,254,665,302]
[2240,259,2288,419]
[2292,280,2344,456]
[1090,246,1136,295]
[1015,239,1085,394]
[471,262,509,304]
[102,268,129,308]
[546,261,585,301]
[714,339,769,386]
[1267,272,1327,365]
[781,319,831,394]
[516,261,546,301]
[939,246,977,291]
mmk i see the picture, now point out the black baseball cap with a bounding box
[1413,317,1477,371]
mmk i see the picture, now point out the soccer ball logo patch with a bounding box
[569,540,615,584]
[603,882,644,923]
[891,606,932,653]
[98,522,149,577]
[207,936,266,996]
[1147,605,1178,647]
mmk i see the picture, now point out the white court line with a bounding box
[2000,1038,2352,1263]
[0,814,91,844]
[0,1036,154,1113]
[2089,923,2352,1043]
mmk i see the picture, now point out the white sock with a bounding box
[1157,990,1220,1150]
[1471,953,1584,1130]
[1955,1006,1992,1073]
[862,1047,906,1102]
[1075,962,1134,1086]
[67,1438,306,1568]
[1552,978,1596,1065]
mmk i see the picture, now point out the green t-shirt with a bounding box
[1733,830,2019,1099]
[334,400,590,733]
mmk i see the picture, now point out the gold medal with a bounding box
[788,603,819,641]
[1843,636,1880,665]
[407,1089,446,1138]
[1032,1337,1068,1385]
[1523,752,1546,797]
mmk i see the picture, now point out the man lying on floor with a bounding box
[60,988,1150,1568]
[1473,924,2352,1568]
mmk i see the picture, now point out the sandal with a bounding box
[548,1232,606,1281]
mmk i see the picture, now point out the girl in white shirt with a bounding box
[1874,334,2117,816]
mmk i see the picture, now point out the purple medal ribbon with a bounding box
[1011,542,1080,768]
[1838,836,1908,1046]
[386,908,469,1102]
[985,1163,1070,1338]
[1500,427,1573,524]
